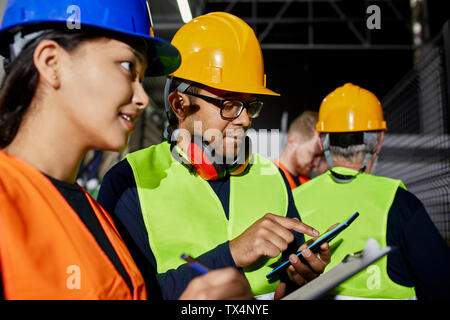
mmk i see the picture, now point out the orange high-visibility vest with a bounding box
[272,159,310,190]
[0,151,147,300]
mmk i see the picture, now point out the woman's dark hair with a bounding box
[0,27,147,148]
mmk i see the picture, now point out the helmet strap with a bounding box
[324,132,378,183]
[321,134,334,169]
[359,132,378,172]
[322,134,357,183]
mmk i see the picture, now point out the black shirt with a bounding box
[97,158,305,299]
[385,187,450,299]
[45,175,136,294]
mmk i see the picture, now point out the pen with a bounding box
[181,253,210,274]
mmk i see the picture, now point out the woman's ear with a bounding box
[33,39,63,89]
[168,91,190,122]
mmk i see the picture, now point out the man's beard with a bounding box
[212,135,247,165]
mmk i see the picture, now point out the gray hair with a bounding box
[324,132,380,165]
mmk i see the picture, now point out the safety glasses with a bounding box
[183,91,264,120]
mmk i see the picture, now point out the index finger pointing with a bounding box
[268,215,319,238]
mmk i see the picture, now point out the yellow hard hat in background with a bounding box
[316,83,387,133]
[170,12,279,96]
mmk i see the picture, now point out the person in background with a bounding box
[275,111,323,189]
[309,153,331,179]
[293,83,450,300]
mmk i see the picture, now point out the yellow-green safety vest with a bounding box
[293,167,416,299]
[126,142,289,296]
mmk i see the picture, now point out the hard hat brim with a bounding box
[316,121,387,133]
[249,87,280,97]
[174,76,280,96]
[140,34,181,77]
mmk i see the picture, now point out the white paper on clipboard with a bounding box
[282,238,392,300]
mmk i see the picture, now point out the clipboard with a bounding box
[282,238,392,300]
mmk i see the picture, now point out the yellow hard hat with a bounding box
[316,83,387,133]
[170,12,279,96]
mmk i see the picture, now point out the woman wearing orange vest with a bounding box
[0,0,252,300]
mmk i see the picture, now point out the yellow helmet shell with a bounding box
[316,83,387,133]
[170,12,279,96]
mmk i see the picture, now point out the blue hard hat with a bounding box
[0,0,181,77]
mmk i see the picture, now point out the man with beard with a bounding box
[98,12,331,300]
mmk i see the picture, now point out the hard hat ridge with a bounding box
[169,11,279,96]
[316,83,386,133]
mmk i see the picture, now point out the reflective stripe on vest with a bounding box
[292,167,416,299]
[0,151,147,300]
[126,142,289,296]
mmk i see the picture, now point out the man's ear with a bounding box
[168,91,190,122]
[33,39,62,89]
[287,133,300,146]
[318,133,324,151]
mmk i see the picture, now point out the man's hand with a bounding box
[179,268,253,300]
[229,213,320,268]
[273,242,331,300]
[287,223,337,286]
[287,241,331,286]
